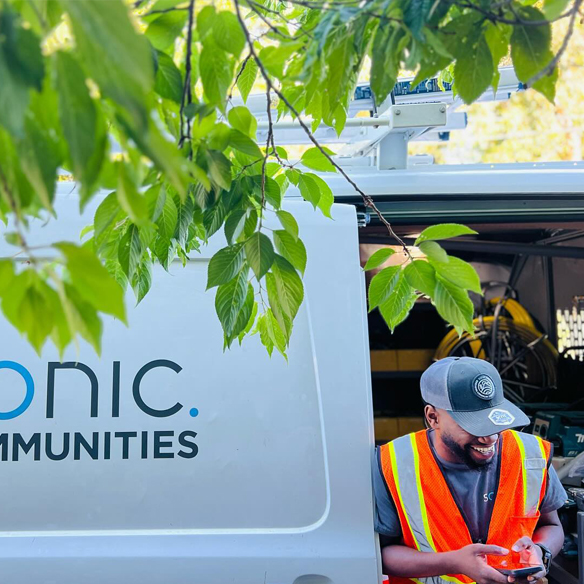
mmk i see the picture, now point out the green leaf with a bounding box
[214,11,245,57]
[242,209,258,240]
[118,224,143,279]
[301,147,336,172]
[117,164,149,225]
[274,231,307,275]
[146,183,165,222]
[379,274,416,332]
[228,105,257,137]
[381,286,418,332]
[64,282,103,353]
[415,223,478,244]
[237,57,258,103]
[228,282,254,346]
[433,256,481,294]
[265,271,293,341]
[154,235,176,271]
[66,0,154,129]
[146,10,188,51]
[272,254,304,319]
[308,173,334,218]
[257,309,287,358]
[207,244,244,289]
[276,210,299,241]
[237,288,257,345]
[368,265,401,311]
[205,150,232,191]
[225,209,247,245]
[454,32,493,105]
[131,258,153,304]
[229,129,262,158]
[543,0,570,19]
[511,7,552,84]
[404,260,436,297]
[19,280,55,353]
[20,103,60,211]
[364,248,396,271]
[433,274,475,333]
[215,268,249,337]
[203,201,226,238]
[156,190,178,240]
[174,193,195,247]
[94,192,122,247]
[418,240,448,263]
[154,51,183,103]
[245,232,275,279]
[196,5,216,40]
[371,25,405,104]
[1,11,44,90]
[405,0,432,39]
[0,50,29,138]
[298,173,321,208]
[55,51,106,205]
[484,23,511,93]
[200,44,233,110]
[0,260,15,297]
[258,44,298,77]
[208,123,231,151]
[55,242,126,322]
[533,66,558,103]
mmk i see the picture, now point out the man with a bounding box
[374,357,566,584]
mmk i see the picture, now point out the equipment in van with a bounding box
[533,411,584,457]
[435,289,558,404]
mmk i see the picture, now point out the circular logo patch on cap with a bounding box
[488,409,515,426]
[473,374,496,400]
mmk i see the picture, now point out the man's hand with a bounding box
[506,537,545,583]
[452,544,510,584]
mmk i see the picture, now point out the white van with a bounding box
[2,69,584,582]
[0,184,380,584]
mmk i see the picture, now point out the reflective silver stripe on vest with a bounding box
[391,435,434,553]
[390,435,475,584]
[513,432,548,516]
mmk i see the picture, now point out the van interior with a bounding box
[360,217,584,584]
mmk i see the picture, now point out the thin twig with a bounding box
[178,0,196,154]
[247,3,298,39]
[145,7,190,16]
[246,0,317,39]
[233,0,412,256]
[259,87,274,228]
[527,0,583,87]
[228,54,252,102]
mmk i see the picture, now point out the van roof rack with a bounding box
[240,68,525,170]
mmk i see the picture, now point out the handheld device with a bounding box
[495,565,542,577]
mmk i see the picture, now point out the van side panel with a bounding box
[0,191,379,584]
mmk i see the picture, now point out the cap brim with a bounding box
[446,399,530,437]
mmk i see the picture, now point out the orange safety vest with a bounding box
[379,429,552,584]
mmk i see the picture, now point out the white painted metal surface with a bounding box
[285,162,584,198]
[0,185,380,584]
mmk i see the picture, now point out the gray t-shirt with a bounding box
[374,430,567,544]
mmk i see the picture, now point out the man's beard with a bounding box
[441,432,495,469]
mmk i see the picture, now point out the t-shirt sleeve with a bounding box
[373,446,403,541]
[540,464,568,514]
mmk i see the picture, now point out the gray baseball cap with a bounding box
[421,357,530,437]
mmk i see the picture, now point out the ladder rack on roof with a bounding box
[237,67,524,170]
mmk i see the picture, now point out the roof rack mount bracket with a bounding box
[376,103,447,170]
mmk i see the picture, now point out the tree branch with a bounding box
[178,0,195,154]
[233,0,412,256]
